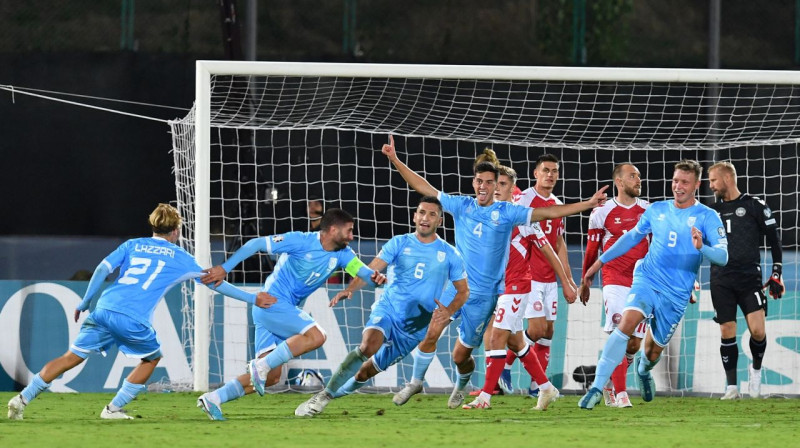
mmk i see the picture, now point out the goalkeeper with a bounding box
[707,162,783,400]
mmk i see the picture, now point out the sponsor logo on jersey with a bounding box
[437,251,446,262]
[403,248,411,255]
[614,217,621,224]
[686,216,697,227]
[272,235,284,243]
[657,214,665,221]
[328,258,337,270]
[491,210,500,221]
[735,207,746,217]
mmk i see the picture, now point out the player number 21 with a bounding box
[119,257,166,290]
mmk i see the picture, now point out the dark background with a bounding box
[2,0,799,237]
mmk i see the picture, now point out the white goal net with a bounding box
[171,62,799,396]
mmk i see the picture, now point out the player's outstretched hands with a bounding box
[73,308,85,323]
[431,298,452,326]
[255,292,277,308]
[764,265,785,299]
[381,135,398,160]
[691,226,703,250]
[201,265,227,287]
[588,185,610,208]
[329,290,353,307]
[371,270,387,286]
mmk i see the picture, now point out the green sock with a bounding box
[325,347,368,394]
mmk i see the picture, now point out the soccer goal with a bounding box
[171,61,800,396]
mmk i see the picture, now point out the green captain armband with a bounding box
[344,257,374,281]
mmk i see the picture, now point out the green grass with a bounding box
[2,391,798,448]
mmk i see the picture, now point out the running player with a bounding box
[579,160,728,409]
[293,196,468,416]
[196,208,386,420]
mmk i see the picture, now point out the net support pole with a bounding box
[193,61,213,392]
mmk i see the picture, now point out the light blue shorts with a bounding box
[624,282,687,347]
[366,300,426,372]
[441,284,497,348]
[71,309,162,361]
[252,299,317,356]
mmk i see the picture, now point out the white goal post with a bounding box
[175,61,800,394]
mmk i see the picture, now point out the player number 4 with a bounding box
[473,222,483,238]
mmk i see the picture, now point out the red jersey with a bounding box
[582,198,650,287]
[503,222,548,294]
[511,185,523,203]
[517,187,564,283]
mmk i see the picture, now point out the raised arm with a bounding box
[201,237,268,286]
[381,135,439,197]
[330,257,389,307]
[530,185,609,223]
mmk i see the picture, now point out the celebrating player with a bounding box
[462,165,576,411]
[381,135,608,408]
[294,196,468,416]
[579,163,649,408]
[579,160,728,409]
[196,208,386,421]
[707,161,783,399]
[7,204,273,421]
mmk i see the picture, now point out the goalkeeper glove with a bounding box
[764,265,785,299]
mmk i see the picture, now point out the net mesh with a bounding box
[171,69,800,396]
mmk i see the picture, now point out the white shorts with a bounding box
[603,284,646,338]
[525,280,558,321]
[493,292,531,333]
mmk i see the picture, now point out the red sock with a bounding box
[533,342,550,372]
[505,349,517,366]
[518,346,548,386]
[611,359,628,393]
[482,352,506,395]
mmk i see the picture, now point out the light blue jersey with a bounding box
[223,232,361,306]
[94,237,205,324]
[377,233,467,334]
[603,200,727,303]
[438,192,532,296]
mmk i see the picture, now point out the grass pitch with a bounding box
[2,391,797,448]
